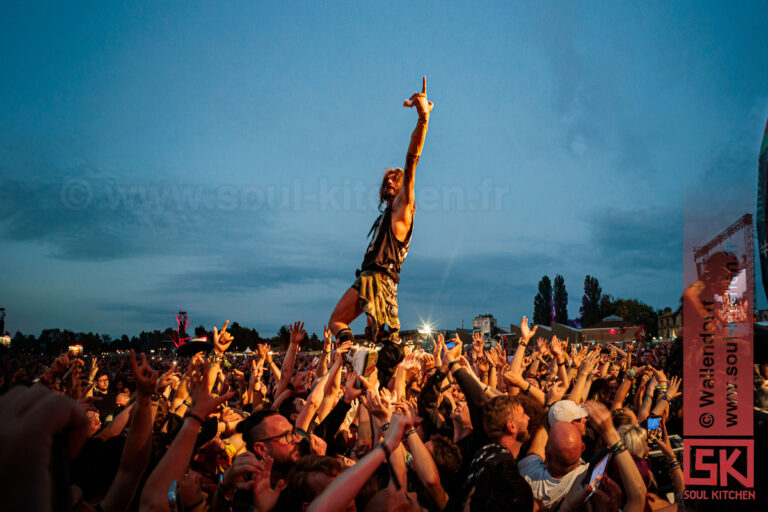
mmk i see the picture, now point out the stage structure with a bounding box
[171,309,191,348]
[693,213,754,306]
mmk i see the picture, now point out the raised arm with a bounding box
[399,76,433,210]
[511,316,537,374]
[308,413,415,512]
[139,365,233,512]
[275,321,304,398]
[100,350,157,512]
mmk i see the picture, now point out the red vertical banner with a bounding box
[683,215,753,437]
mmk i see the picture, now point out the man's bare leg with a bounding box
[329,287,363,342]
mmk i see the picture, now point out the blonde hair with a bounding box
[618,424,647,459]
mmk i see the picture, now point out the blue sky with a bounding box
[1,1,767,338]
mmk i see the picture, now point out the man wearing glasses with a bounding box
[236,410,303,481]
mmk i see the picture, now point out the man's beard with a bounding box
[516,429,530,443]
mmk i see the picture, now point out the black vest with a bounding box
[359,206,413,283]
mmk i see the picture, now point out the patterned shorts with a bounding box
[352,270,400,344]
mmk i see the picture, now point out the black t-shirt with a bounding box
[93,388,117,420]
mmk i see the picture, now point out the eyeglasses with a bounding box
[255,428,301,445]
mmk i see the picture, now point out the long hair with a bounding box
[378,168,403,211]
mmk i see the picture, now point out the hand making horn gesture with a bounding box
[403,76,434,116]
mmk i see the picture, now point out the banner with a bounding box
[682,214,755,501]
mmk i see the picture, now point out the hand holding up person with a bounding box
[343,371,363,404]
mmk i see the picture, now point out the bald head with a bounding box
[545,422,584,477]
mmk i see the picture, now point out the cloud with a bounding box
[0,159,272,261]
[584,206,682,278]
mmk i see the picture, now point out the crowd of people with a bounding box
[1,315,760,512]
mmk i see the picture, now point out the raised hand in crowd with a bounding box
[252,456,287,512]
[520,315,538,344]
[130,349,159,399]
[212,320,234,354]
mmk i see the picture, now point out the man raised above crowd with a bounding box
[328,76,433,382]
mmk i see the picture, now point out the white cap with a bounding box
[548,400,588,428]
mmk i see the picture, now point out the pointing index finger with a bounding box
[422,75,427,94]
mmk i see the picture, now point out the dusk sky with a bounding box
[2,1,767,338]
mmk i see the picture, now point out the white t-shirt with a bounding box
[518,454,588,510]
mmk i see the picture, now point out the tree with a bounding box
[580,275,602,328]
[553,275,568,324]
[600,297,660,339]
[533,275,553,326]
[276,325,291,351]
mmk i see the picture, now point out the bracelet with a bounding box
[448,361,461,371]
[378,441,392,459]
[183,399,192,407]
[609,439,625,454]
[404,428,418,438]
[187,412,206,425]
[381,422,390,431]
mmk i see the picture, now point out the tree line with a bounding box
[3,322,326,355]
[533,274,661,338]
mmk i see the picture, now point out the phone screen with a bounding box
[645,416,663,445]
[445,341,457,350]
[584,453,611,502]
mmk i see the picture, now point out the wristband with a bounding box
[378,441,392,459]
[404,428,418,439]
[609,439,625,454]
[183,399,192,407]
[519,341,528,347]
[627,368,637,380]
[187,412,206,425]
[448,361,461,371]
[381,422,390,431]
